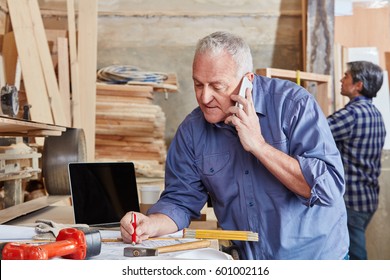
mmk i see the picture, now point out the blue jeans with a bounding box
[346,207,375,260]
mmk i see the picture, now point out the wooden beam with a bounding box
[66,0,81,128]
[57,37,71,126]
[0,195,69,224]
[301,0,307,71]
[7,0,53,124]
[27,0,67,126]
[78,0,98,161]
[2,32,18,85]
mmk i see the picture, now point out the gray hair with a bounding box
[194,31,253,78]
[347,61,383,98]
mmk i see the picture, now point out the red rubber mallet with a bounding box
[1,227,101,260]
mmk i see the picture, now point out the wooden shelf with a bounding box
[256,68,333,116]
[0,115,66,137]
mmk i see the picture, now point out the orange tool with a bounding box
[1,228,101,260]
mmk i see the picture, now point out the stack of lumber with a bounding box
[95,83,167,178]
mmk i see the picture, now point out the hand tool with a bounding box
[124,239,211,257]
[33,219,89,241]
[0,227,101,260]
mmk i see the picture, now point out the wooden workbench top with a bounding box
[0,116,66,136]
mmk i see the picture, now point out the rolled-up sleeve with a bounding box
[286,95,345,207]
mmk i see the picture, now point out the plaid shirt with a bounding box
[327,96,386,212]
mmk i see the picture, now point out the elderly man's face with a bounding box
[192,51,241,124]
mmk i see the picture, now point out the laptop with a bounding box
[68,162,140,227]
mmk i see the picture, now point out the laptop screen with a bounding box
[68,162,140,227]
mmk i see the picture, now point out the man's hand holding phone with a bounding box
[226,75,265,153]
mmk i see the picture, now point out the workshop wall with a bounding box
[94,0,303,145]
[0,0,303,143]
[1,0,389,260]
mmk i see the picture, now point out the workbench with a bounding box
[0,224,230,260]
[0,200,229,260]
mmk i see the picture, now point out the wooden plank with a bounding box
[257,68,330,83]
[95,137,161,146]
[2,32,18,85]
[0,116,66,135]
[96,95,152,104]
[57,37,71,126]
[333,42,341,112]
[96,135,156,143]
[27,0,67,126]
[2,13,13,35]
[78,0,98,161]
[96,102,161,112]
[0,54,5,88]
[66,0,81,128]
[7,0,54,124]
[385,52,390,97]
[45,29,68,56]
[96,83,154,93]
[0,195,69,224]
[301,0,307,71]
[316,78,332,116]
[333,44,349,111]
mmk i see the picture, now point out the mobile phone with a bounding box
[235,76,253,109]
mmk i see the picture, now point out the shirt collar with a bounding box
[348,95,372,105]
[252,75,267,116]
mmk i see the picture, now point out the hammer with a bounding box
[0,227,101,260]
[124,239,212,257]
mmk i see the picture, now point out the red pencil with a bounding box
[131,212,136,245]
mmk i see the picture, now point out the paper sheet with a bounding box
[95,243,231,260]
[0,225,36,240]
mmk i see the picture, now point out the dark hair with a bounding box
[347,61,383,98]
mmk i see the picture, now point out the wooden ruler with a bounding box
[157,240,212,254]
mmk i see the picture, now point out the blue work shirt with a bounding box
[148,74,349,259]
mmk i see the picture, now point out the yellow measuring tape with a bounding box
[296,70,301,85]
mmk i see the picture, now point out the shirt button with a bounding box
[249,202,254,207]
[245,170,249,174]
[209,168,214,173]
